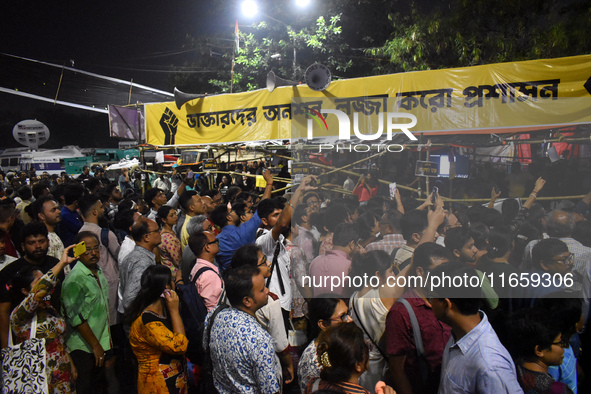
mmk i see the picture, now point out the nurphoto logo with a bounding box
[295,97,418,153]
[304,107,418,142]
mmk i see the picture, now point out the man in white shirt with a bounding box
[152,174,171,193]
[256,176,317,312]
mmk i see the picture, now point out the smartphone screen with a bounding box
[431,186,439,207]
[389,182,397,199]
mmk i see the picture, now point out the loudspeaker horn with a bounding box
[266,71,299,92]
[174,87,206,109]
[305,63,331,91]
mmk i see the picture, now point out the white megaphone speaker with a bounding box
[305,63,331,91]
[266,71,299,92]
[174,87,206,109]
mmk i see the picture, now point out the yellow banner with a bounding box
[145,54,591,145]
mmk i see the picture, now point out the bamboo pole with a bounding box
[128,79,133,105]
[141,168,292,183]
[54,63,65,104]
[323,150,389,176]
[138,134,590,152]
[305,160,421,194]
[139,167,584,203]
[268,184,353,196]
[266,151,423,193]
[416,196,586,203]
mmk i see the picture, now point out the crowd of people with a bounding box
[0,157,589,394]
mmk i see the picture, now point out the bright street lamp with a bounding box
[240,0,311,19]
[241,0,258,18]
[239,0,312,78]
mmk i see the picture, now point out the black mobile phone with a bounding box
[431,186,439,208]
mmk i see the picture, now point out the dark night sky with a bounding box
[0,0,236,148]
[2,1,224,87]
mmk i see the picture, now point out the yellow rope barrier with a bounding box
[139,154,587,204]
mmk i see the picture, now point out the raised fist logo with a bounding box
[160,107,179,145]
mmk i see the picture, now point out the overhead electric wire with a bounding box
[0,86,108,113]
[0,53,173,97]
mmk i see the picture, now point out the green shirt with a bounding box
[61,261,111,353]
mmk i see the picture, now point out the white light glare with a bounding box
[241,0,259,18]
[296,0,311,7]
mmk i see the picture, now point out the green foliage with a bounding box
[168,4,355,94]
[167,0,591,94]
[368,0,591,74]
[211,13,352,93]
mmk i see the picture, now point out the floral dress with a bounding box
[159,231,182,275]
[10,271,74,393]
[299,340,322,393]
[129,310,189,393]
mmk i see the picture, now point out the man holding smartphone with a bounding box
[62,231,111,393]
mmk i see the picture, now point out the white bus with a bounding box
[0,146,86,175]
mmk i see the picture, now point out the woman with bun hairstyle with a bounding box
[306,323,396,394]
[299,297,352,392]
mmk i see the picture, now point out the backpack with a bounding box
[176,266,219,364]
[99,227,118,261]
[396,298,430,384]
[198,303,229,393]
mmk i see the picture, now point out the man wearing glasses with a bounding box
[119,218,162,315]
[61,231,111,393]
[187,231,222,312]
[520,210,591,322]
[303,192,321,213]
[520,211,591,299]
[519,238,582,304]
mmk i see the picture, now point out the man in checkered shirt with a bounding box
[366,209,405,254]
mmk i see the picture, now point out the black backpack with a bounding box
[198,303,229,393]
[176,266,219,364]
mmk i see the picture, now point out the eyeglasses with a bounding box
[258,257,271,267]
[207,239,219,245]
[146,228,160,235]
[552,339,570,348]
[84,246,100,255]
[307,200,320,206]
[552,254,574,265]
[327,310,351,323]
